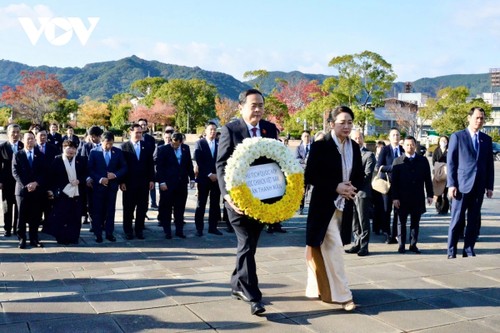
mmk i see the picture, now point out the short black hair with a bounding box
[469,106,485,116]
[172,132,184,142]
[206,122,217,128]
[62,139,77,149]
[88,125,103,137]
[404,136,417,145]
[102,131,114,142]
[328,106,355,122]
[138,118,148,124]
[238,89,264,105]
[129,123,142,132]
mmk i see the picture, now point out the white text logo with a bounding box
[18,17,100,46]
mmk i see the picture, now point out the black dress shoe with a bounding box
[409,246,421,254]
[165,234,172,239]
[357,249,369,256]
[4,231,12,237]
[208,229,223,235]
[18,239,27,249]
[136,234,145,240]
[231,290,250,302]
[448,254,456,259]
[106,235,116,242]
[266,227,274,234]
[195,230,203,237]
[125,234,134,240]
[386,237,398,244]
[462,252,476,258]
[96,235,103,243]
[398,247,406,254]
[30,241,43,248]
[250,301,266,315]
[345,246,360,254]
[175,232,186,239]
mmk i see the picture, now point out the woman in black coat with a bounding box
[304,106,363,311]
[47,140,87,244]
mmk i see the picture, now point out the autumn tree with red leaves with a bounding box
[1,71,67,124]
[129,99,176,130]
[215,96,238,125]
[273,80,322,115]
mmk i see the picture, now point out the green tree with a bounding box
[243,69,269,90]
[44,98,79,125]
[130,77,167,106]
[0,107,11,127]
[427,86,492,135]
[108,93,134,129]
[153,79,217,133]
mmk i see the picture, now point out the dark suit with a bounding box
[296,141,311,211]
[121,140,155,237]
[194,138,221,233]
[352,147,376,251]
[447,129,494,257]
[155,143,195,236]
[392,154,433,249]
[88,147,127,237]
[143,133,158,208]
[0,141,24,235]
[12,149,46,243]
[77,141,100,222]
[47,132,63,153]
[305,132,363,247]
[36,142,59,228]
[375,144,404,240]
[62,134,80,147]
[216,118,279,302]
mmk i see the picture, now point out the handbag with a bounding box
[371,167,391,194]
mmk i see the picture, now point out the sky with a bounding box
[0,0,499,82]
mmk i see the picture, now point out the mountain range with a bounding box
[0,55,492,101]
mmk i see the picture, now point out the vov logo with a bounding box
[18,17,100,46]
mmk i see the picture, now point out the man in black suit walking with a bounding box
[120,124,155,240]
[216,89,279,315]
[0,124,23,237]
[154,132,195,239]
[12,132,47,249]
[194,122,222,236]
[87,132,127,243]
[375,127,404,244]
[392,136,433,254]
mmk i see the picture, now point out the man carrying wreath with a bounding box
[216,89,279,316]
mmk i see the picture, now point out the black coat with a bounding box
[154,143,195,190]
[194,138,218,184]
[121,140,155,188]
[305,132,363,246]
[391,154,433,215]
[0,141,24,191]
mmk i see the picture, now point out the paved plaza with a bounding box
[0,152,499,332]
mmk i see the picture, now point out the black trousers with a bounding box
[194,180,221,232]
[16,191,42,242]
[159,184,188,236]
[122,184,149,236]
[2,189,18,234]
[226,202,264,302]
[91,186,118,237]
[353,194,371,251]
[397,209,421,248]
[382,191,399,238]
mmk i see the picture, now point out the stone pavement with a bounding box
[0,163,499,333]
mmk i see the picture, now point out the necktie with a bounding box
[40,145,45,154]
[176,148,181,164]
[394,147,398,158]
[28,151,33,167]
[135,143,141,160]
[306,144,309,155]
[251,127,258,137]
[209,141,214,157]
[12,143,17,154]
[105,151,111,166]
[473,133,478,153]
